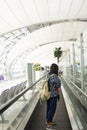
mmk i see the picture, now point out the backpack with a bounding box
[40,74,54,101]
[40,79,50,101]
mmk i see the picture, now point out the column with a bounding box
[72,43,75,83]
[26,63,33,87]
[80,33,84,91]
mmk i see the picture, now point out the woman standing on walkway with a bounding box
[46,63,61,130]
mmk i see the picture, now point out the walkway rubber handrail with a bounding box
[62,75,87,110]
[63,75,87,97]
[0,75,46,115]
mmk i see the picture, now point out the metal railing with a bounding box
[0,75,45,115]
[62,75,87,110]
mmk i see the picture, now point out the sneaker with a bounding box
[50,122,56,125]
[46,121,56,126]
[46,125,56,130]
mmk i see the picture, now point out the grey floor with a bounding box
[24,90,72,130]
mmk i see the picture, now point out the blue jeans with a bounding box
[46,96,57,122]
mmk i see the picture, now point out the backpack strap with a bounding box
[48,74,55,91]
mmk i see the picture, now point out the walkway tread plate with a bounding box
[24,90,72,130]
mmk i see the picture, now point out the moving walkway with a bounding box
[0,74,87,130]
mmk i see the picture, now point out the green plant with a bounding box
[54,47,63,63]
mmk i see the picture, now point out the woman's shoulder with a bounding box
[51,74,61,82]
[52,74,58,78]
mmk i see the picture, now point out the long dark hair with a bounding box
[49,63,59,75]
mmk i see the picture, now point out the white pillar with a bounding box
[65,50,68,76]
[68,49,71,77]
[32,65,36,83]
[26,63,33,87]
[72,43,75,83]
[80,33,84,91]
[68,49,71,66]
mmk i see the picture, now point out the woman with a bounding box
[46,63,61,130]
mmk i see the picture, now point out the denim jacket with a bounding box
[47,73,61,97]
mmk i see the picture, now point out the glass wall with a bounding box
[0,27,30,80]
[64,33,87,93]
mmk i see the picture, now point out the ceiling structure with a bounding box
[0,0,87,75]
